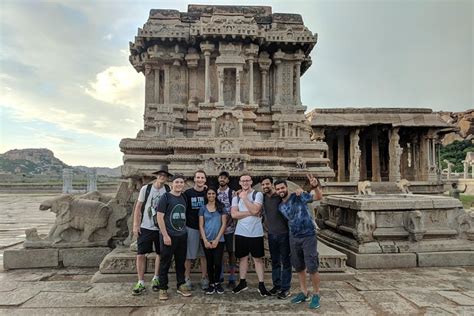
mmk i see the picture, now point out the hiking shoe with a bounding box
[151,278,160,292]
[215,283,225,294]
[232,280,248,294]
[258,283,271,297]
[185,277,194,290]
[291,292,310,304]
[269,286,281,296]
[277,290,291,299]
[201,276,210,290]
[205,285,215,295]
[159,289,168,300]
[177,284,192,297]
[309,294,321,309]
[227,280,236,290]
[132,282,146,295]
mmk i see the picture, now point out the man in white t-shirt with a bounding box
[131,165,172,295]
[231,173,271,297]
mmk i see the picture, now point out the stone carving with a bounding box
[25,192,127,248]
[207,157,243,172]
[457,209,474,240]
[220,140,234,153]
[218,114,236,137]
[295,157,306,169]
[397,179,412,194]
[357,181,374,195]
[354,211,375,243]
[404,210,426,242]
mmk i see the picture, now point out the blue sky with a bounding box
[0,0,472,167]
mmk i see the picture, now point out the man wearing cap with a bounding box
[156,174,191,299]
[131,165,172,295]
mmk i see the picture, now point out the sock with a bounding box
[153,275,159,281]
[259,282,264,287]
[240,278,246,284]
[139,280,145,286]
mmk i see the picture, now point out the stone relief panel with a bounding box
[280,61,294,105]
[206,157,244,172]
[217,114,238,137]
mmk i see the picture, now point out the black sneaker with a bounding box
[258,283,271,297]
[227,280,236,290]
[205,285,215,295]
[277,289,291,299]
[215,283,224,294]
[269,286,281,296]
[232,281,248,294]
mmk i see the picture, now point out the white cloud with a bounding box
[84,66,143,109]
[103,33,113,40]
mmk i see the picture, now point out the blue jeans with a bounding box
[268,233,292,291]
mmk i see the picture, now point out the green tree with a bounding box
[440,140,474,172]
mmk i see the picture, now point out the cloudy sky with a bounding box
[0,0,472,167]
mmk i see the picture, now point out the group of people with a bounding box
[131,165,323,310]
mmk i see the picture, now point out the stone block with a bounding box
[3,248,58,269]
[417,251,474,267]
[60,247,111,267]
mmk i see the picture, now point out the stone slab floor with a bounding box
[1,193,473,315]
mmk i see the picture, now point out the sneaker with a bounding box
[258,283,271,297]
[159,289,168,300]
[201,277,210,290]
[205,285,215,295]
[269,286,281,296]
[177,284,192,297]
[185,277,194,290]
[277,290,291,299]
[309,294,321,309]
[132,282,146,295]
[151,278,160,292]
[215,283,224,294]
[227,280,236,290]
[291,292,310,304]
[232,280,248,294]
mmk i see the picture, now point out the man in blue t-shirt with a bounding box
[274,174,323,310]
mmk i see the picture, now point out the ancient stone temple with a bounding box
[308,108,456,194]
[120,5,334,183]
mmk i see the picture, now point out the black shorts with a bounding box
[137,228,161,255]
[234,235,264,259]
[224,233,234,253]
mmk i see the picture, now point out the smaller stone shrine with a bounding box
[317,194,474,269]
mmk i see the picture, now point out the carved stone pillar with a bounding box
[211,118,216,136]
[200,42,214,104]
[235,69,242,105]
[294,62,302,105]
[371,128,381,182]
[248,58,255,105]
[217,69,224,105]
[258,52,271,106]
[389,127,402,182]
[154,68,160,104]
[350,129,361,182]
[163,64,170,104]
[337,131,345,182]
[238,118,243,137]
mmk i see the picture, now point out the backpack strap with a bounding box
[227,188,233,205]
[140,183,153,223]
[165,184,171,192]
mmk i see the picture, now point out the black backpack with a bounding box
[140,183,171,223]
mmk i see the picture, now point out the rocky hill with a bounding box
[439,109,474,145]
[0,148,121,176]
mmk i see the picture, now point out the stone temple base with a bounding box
[91,242,351,283]
[3,247,111,270]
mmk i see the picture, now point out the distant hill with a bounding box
[0,148,121,177]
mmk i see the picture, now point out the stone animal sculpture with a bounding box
[397,179,412,194]
[39,194,112,244]
[357,181,374,195]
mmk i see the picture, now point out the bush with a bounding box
[440,140,474,172]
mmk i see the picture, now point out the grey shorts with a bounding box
[186,227,205,260]
[290,235,319,273]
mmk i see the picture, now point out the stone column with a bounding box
[463,160,468,179]
[235,69,242,105]
[294,61,302,105]
[211,118,216,136]
[389,128,402,182]
[238,118,243,137]
[360,136,367,180]
[248,58,255,105]
[471,162,474,179]
[258,52,271,106]
[444,160,453,180]
[163,64,170,104]
[217,69,224,106]
[350,129,361,182]
[200,42,214,104]
[62,168,73,194]
[87,169,97,192]
[337,131,346,182]
[371,128,381,182]
[154,68,160,104]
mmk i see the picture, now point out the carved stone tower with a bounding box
[120,5,334,182]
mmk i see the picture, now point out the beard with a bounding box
[279,191,288,198]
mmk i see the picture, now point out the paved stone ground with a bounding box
[1,193,474,315]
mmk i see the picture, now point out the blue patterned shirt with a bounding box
[278,192,316,238]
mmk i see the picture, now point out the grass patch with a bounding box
[460,194,474,209]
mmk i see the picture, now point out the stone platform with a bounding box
[318,194,474,269]
[91,242,351,283]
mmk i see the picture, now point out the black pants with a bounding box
[202,241,225,285]
[159,233,187,290]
